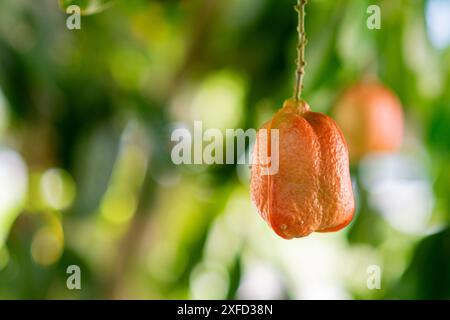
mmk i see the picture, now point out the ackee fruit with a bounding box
[333,82,404,162]
[251,99,355,239]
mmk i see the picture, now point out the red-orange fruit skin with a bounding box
[333,82,404,162]
[251,99,355,239]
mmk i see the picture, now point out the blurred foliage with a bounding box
[0,0,449,299]
[59,0,117,15]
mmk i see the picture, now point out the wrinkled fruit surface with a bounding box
[251,99,355,239]
[333,82,404,162]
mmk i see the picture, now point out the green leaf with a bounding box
[58,0,116,16]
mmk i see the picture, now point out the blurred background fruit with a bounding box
[333,81,404,162]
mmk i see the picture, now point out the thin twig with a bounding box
[294,0,307,101]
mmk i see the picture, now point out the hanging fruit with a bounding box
[250,0,355,239]
[333,81,404,162]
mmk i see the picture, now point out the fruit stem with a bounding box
[293,0,307,101]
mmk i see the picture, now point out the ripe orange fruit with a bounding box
[333,82,404,162]
[251,99,355,239]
